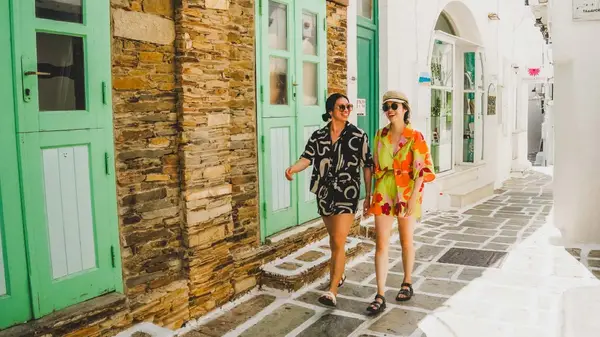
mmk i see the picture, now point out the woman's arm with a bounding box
[285,158,311,181]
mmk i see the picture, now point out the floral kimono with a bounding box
[369,125,435,218]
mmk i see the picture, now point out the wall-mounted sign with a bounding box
[573,0,600,21]
[356,98,366,116]
[487,83,497,116]
[418,71,431,86]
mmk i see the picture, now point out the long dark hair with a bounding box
[322,93,349,122]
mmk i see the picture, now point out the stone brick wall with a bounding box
[327,1,348,95]
[0,0,350,336]
[111,0,189,330]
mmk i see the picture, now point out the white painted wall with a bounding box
[550,0,600,245]
[347,0,544,209]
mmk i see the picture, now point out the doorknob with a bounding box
[24,71,51,76]
[292,81,299,87]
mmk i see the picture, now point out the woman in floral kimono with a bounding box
[366,91,435,315]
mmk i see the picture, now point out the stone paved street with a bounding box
[172,169,600,337]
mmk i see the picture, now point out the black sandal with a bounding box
[318,291,337,307]
[366,294,386,316]
[396,283,413,302]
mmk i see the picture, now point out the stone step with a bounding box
[447,181,495,209]
[260,236,374,292]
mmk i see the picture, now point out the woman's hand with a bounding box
[285,167,295,181]
[404,194,418,217]
[362,196,371,218]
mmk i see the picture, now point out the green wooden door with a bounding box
[0,0,33,328]
[258,0,326,239]
[11,0,121,318]
[357,0,379,199]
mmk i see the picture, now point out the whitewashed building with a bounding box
[345,0,546,211]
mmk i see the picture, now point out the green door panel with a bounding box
[0,0,33,328]
[261,117,299,237]
[357,1,379,199]
[259,0,327,239]
[19,130,120,317]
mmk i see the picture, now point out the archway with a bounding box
[429,2,485,174]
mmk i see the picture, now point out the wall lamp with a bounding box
[488,13,500,20]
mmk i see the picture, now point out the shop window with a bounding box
[431,40,454,173]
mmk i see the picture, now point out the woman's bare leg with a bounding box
[373,215,395,298]
[397,215,416,297]
[324,214,354,295]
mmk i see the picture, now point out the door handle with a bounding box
[292,81,299,87]
[24,71,51,76]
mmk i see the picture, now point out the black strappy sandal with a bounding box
[396,283,414,302]
[366,294,386,316]
[338,274,346,288]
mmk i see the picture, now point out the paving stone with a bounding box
[491,236,517,244]
[501,206,524,212]
[505,219,529,226]
[592,269,600,279]
[132,333,152,337]
[501,224,524,230]
[460,220,501,230]
[494,212,531,220]
[464,209,493,216]
[297,291,369,315]
[415,245,445,262]
[453,241,480,248]
[418,279,466,296]
[589,250,600,259]
[276,262,303,271]
[437,248,507,268]
[421,231,441,238]
[297,314,364,337]
[383,290,449,311]
[499,230,519,237]
[391,261,422,273]
[414,236,437,244]
[457,267,485,281]
[369,273,422,288]
[347,262,375,282]
[484,243,510,251]
[239,303,314,337]
[420,264,459,278]
[435,239,453,246]
[474,204,499,211]
[587,259,600,268]
[296,251,325,262]
[389,250,402,258]
[368,308,426,336]
[464,228,498,236]
[468,215,506,224]
[441,233,489,243]
[337,283,377,298]
[190,294,277,337]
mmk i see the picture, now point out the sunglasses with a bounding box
[382,102,401,112]
[337,104,354,111]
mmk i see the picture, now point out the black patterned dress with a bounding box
[300,122,374,216]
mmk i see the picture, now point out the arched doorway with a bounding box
[429,6,485,173]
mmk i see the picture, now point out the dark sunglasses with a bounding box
[337,104,354,111]
[382,102,400,112]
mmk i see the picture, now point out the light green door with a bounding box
[357,0,379,198]
[11,0,121,318]
[258,0,326,239]
[0,0,33,328]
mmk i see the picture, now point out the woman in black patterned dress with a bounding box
[285,93,373,307]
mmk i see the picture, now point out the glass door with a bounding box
[430,39,454,173]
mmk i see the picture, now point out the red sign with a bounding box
[528,68,541,76]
